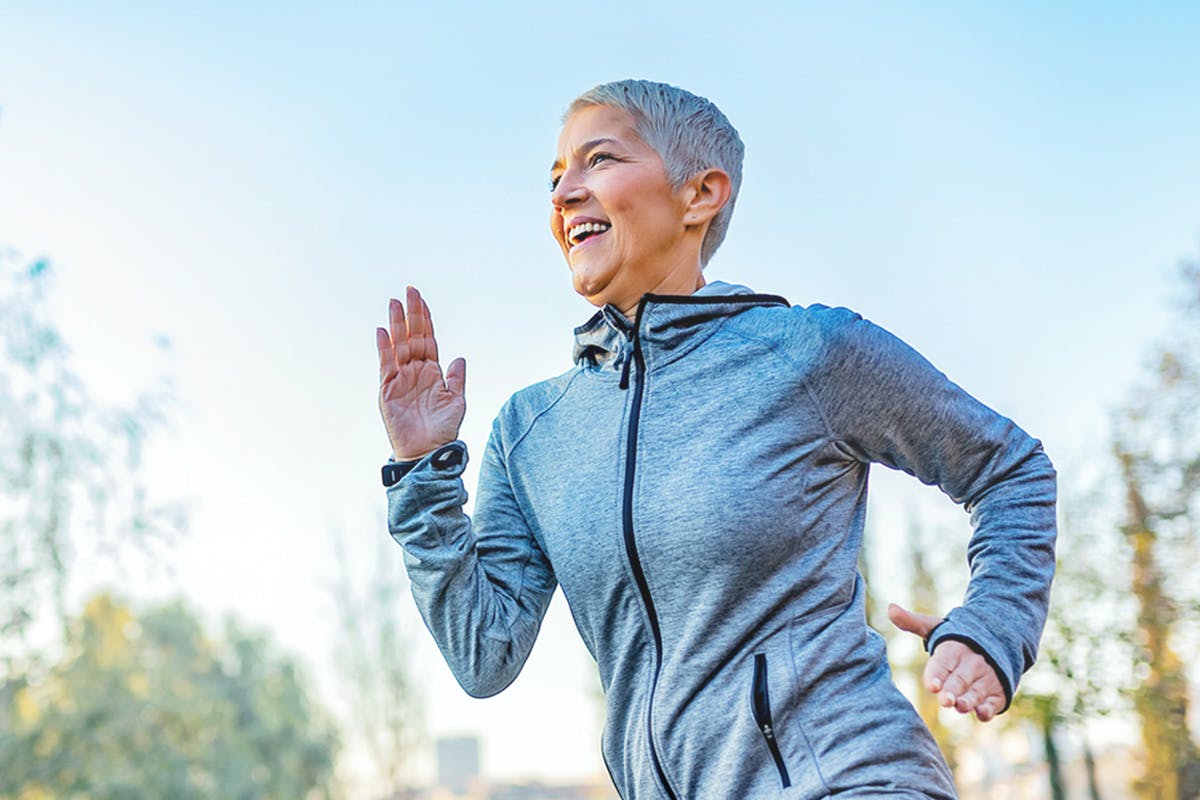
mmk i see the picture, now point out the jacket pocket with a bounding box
[751,652,792,789]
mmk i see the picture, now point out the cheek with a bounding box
[612,180,678,235]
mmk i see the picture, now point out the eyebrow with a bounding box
[550,137,618,173]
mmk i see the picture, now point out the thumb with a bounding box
[887,603,942,639]
[445,357,467,399]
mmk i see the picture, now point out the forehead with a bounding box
[554,105,647,161]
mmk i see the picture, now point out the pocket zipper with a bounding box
[752,653,792,788]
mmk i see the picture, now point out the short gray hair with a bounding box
[565,79,744,267]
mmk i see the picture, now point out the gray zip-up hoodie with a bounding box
[388,281,1057,799]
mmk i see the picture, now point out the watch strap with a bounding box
[381,442,466,487]
[381,459,419,487]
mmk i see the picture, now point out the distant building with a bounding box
[406,778,616,800]
[436,736,481,795]
[486,781,615,800]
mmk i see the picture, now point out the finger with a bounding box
[975,696,1003,723]
[952,657,996,713]
[446,357,466,400]
[886,603,941,639]
[954,679,987,714]
[389,297,410,365]
[419,292,440,364]
[955,662,993,710]
[940,667,976,709]
[924,643,964,696]
[932,650,991,711]
[376,327,397,381]
[407,286,427,361]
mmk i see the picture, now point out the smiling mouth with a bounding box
[567,221,611,249]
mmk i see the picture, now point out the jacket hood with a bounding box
[572,280,789,370]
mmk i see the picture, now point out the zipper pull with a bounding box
[618,332,642,390]
[619,297,650,391]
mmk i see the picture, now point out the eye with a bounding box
[588,152,615,168]
[548,174,561,191]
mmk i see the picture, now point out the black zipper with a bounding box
[752,653,792,788]
[618,300,677,799]
[615,292,790,800]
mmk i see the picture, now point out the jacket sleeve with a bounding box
[386,419,558,698]
[811,308,1057,712]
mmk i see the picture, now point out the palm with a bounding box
[376,287,466,459]
[887,602,1006,723]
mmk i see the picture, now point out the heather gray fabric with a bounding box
[387,281,1057,799]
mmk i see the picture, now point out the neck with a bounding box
[616,269,706,321]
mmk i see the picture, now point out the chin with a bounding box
[570,265,616,304]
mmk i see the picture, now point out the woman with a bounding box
[376,80,1056,799]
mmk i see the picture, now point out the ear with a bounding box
[681,168,732,229]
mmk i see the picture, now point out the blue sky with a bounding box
[3,1,1199,788]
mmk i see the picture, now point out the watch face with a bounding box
[432,443,465,470]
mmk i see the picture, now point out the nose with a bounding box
[550,167,587,210]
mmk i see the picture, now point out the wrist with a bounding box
[391,438,455,462]
[383,441,466,487]
[391,449,435,463]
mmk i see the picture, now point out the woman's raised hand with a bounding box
[376,286,467,460]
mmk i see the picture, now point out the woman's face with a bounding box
[550,105,696,310]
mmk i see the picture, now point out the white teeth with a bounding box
[567,221,611,244]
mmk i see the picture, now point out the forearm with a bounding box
[387,441,556,698]
[928,436,1058,709]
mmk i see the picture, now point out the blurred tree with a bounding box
[902,518,960,776]
[1025,476,1137,800]
[1112,257,1200,799]
[1012,691,1067,800]
[0,592,340,799]
[861,512,962,776]
[0,251,184,677]
[331,536,423,798]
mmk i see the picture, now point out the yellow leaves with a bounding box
[80,593,137,668]
[13,685,40,724]
[127,671,149,697]
[32,730,60,760]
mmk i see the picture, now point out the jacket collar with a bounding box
[572,281,789,371]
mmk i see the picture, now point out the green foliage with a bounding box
[1014,693,1067,800]
[1033,479,1137,724]
[0,251,185,674]
[1113,257,1200,799]
[330,536,423,796]
[1019,255,1200,800]
[0,593,340,799]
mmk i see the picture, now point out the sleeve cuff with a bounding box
[383,441,468,488]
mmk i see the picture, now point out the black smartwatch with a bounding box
[381,442,466,487]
